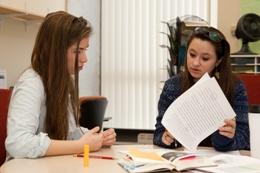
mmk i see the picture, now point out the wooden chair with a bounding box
[0,89,12,165]
[238,73,260,105]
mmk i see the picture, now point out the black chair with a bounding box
[79,96,108,132]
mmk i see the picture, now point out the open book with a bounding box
[162,73,236,152]
[118,148,216,172]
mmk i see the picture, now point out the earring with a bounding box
[215,65,219,79]
[215,71,219,79]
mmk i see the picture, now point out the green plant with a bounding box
[160,17,181,77]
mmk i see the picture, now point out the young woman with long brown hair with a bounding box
[154,27,249,151]
[6,11,116,159]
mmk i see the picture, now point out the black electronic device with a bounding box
[233,13,260,55]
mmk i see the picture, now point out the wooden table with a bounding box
[0,145,251,173]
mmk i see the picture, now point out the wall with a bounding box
[0,19,39,87]
[217,0,240,53]
[67,0,101,96]
[101,0,212,129]
[0,1,100,96]
[0,1,243,93]
[0,1,66,88]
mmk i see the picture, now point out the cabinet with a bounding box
[0,0,66,22]
[0,0,25,12]
[0,5,43,21]
[26,0,66,17]
[230,54,260,74]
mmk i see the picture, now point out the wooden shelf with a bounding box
[0,6,44,22]
[232,64,260,66]
[230,55,260,74]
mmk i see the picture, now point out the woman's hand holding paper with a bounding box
[219,118,236,138]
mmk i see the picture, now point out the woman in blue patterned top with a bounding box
[154,26,250,151]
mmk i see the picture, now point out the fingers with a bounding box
[224,119,236,128]
[79,127,103,152]
[103,138,116,146]
[162,131,174,146]
[90,126,100,133]
[102,128,116,146]
[165,131,174,139]
[103,128,115,137]
[219,118,236,138]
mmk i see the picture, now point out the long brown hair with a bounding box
[181,27,237,103]
[31,11,92,140]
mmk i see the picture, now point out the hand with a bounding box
[219,118,236,138]
[162,130,175,146]
[102,128,116,146]
[79,126,103,151]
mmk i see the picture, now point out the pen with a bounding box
[74,154,116,160]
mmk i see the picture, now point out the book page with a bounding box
[128,148,163,161]
[117,148,216,172]
[162,73,236,152]
[198,154,260,173]
[161,151,195,162]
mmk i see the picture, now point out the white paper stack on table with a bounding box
[198,154,260,173]
[162,73,236,152]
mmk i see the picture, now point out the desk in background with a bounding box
[0,145,250,173]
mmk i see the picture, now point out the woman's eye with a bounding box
[202,57,209,61]
[189,52,196,57]
[73,50,81,54]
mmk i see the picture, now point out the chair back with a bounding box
[0,89,11,165]
[79,96,108,132]
[239,73,260,105]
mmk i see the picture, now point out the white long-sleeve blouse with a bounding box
[5,68,86,160]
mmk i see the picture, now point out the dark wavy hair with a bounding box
[181,26,237,103]
[31,11,92,139]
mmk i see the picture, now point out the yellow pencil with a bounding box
[84,145,89,167]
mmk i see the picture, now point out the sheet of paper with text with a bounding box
[162,73,236,152]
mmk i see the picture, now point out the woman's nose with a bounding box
[193,57,200,66]
[80,53,88,64]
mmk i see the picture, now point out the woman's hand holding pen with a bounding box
[79,126,103,152]
[162,130,175,146]
[102,128,116,146]
[219,118,236,139]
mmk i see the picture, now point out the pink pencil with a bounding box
[74,154,116,160]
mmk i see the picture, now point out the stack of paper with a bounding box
[198,154,260,173]
[162,73,236,152]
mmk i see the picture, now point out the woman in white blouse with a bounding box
[5,11,116,159]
